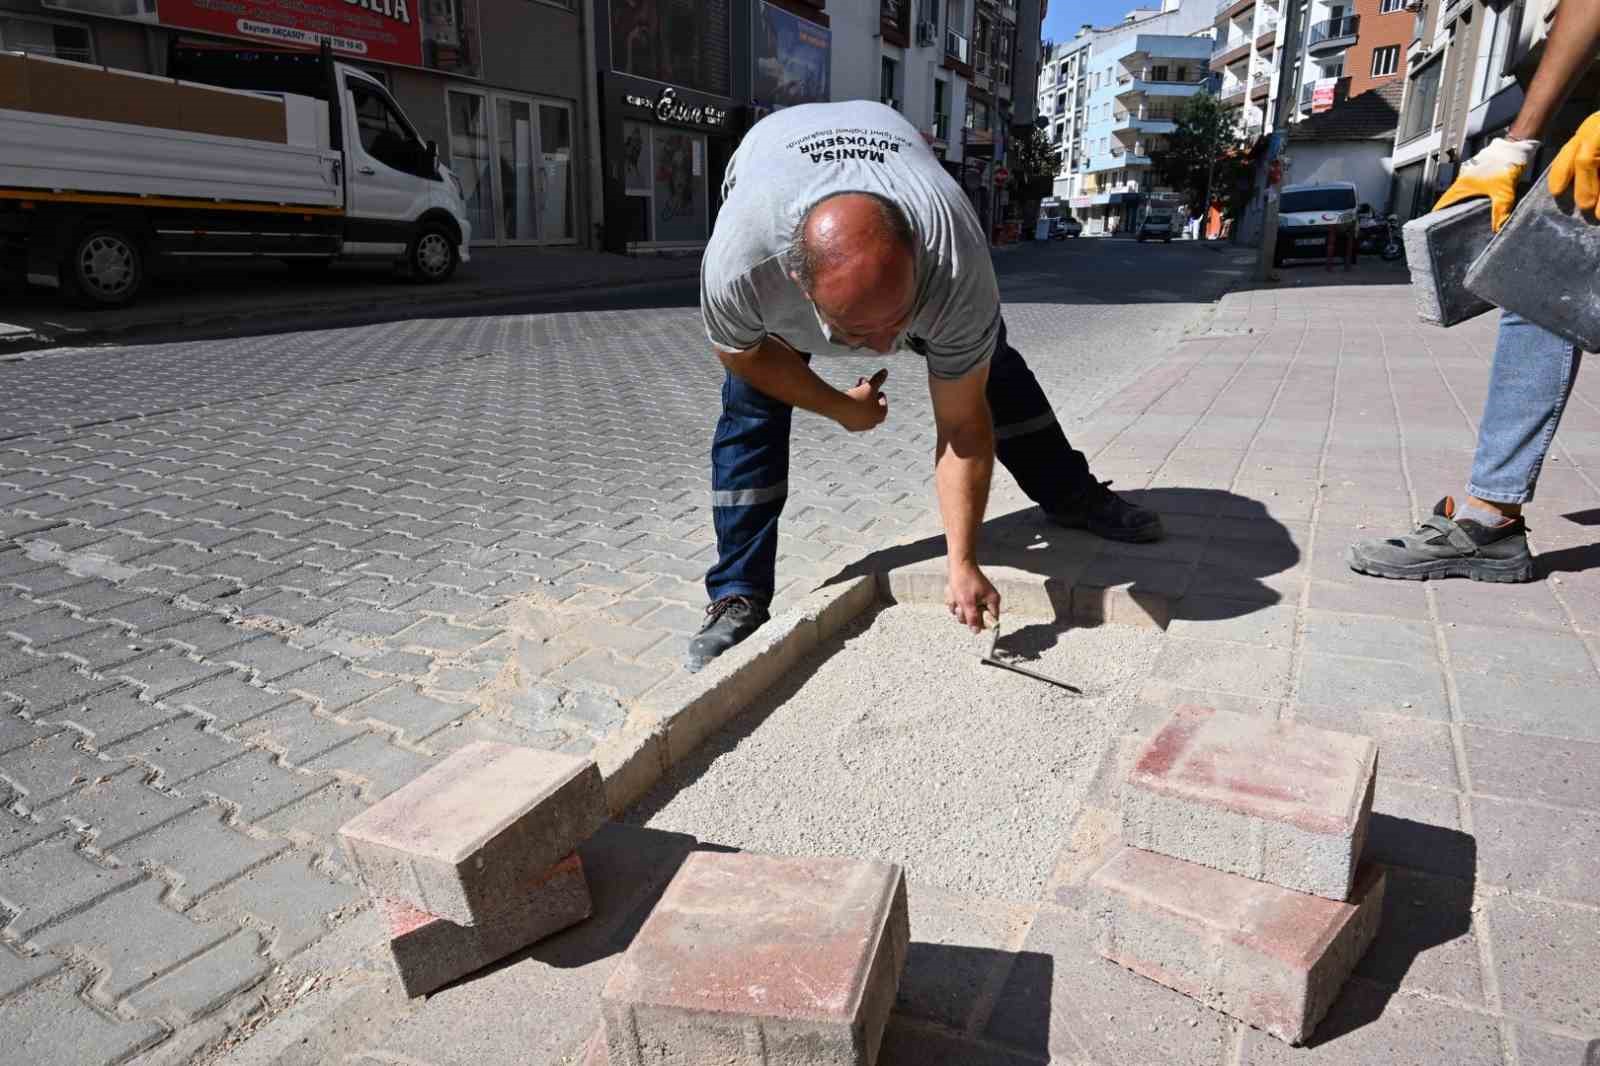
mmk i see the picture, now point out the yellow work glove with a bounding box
[1549,112,1600,214]
[1434,136,1542,232]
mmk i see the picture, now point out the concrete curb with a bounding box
[878,558,1175,629]
[591,549,1178,817]
[592,575,877,816]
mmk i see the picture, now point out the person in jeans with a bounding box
[688,100,1162,670]
[1349,0,1600,581]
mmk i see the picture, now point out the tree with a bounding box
[1010,123,1061,201]
[1152,93,1248,217]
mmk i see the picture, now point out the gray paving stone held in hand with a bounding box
[339,741,606,926]
[1401,198,1495,328]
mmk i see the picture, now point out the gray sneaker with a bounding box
[685,595,770,672]
[1347,497,1533,583]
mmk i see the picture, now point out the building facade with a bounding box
[1212,0,1408,141]
[1076,0,1216,233]
[0,0,593,248]
[1038,31,1093,202]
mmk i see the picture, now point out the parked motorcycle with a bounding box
[1381,214,1404,262]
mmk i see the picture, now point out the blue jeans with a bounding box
[1467,311,1586,505]
[706,318,1095,604]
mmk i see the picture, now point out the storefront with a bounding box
[594,0,749,252]
[599,74,740,251]
[2,0,589,248]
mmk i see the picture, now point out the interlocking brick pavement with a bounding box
[0,241,1263,1062]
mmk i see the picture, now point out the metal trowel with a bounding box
[979,612,1081,694]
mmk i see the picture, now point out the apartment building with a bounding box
[1212,0,1409,139]
[1038,32,1094,201]
[1075,0,1216,233]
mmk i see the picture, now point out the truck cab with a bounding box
[0,43,469,306]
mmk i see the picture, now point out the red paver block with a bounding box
[1122,705,1378,900]
[338,741,605,925]
[601,851,909,1066]
[1090,845,1386,1045]
[383,853,592,997]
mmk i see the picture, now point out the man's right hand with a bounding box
[835,368,889,433]
[1434,136,1542,232]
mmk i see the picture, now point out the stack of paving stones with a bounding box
[598,851,910,1066]
[337,741,606,997]
[1088,704,1386,1045]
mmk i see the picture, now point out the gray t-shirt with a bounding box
[701,100,1000,380]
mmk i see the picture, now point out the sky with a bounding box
[1041,0,1151,47]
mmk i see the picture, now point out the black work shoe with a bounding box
[1348,496,1533,582]
[685,595,770,672]
[1047,480,1164,543]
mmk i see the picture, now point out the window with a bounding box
[1398,57,1442,141]
[1379,0,1405,11]
[348,79,429,177]
[1279,187,1357,212]
[1152,64,1169,81]
[1056,91,1066,113]
[933,78,950,140]
[1371,44,1400,77]
[881,56,899,107]
[1052,123,1064,144]
[0,16,92,62]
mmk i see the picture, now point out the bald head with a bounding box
[788,191,918,354]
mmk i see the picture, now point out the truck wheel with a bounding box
[63,223,144,308]
[407,223,458,283]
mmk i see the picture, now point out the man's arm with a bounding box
[717,339,888,433]
[1511,0,1600,140]
[929,365,1001,632]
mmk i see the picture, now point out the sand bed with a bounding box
[629,603,1161,901]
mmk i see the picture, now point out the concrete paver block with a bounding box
[1089,845,1387,1045]
[601,851,909,1066]
[1466,163,1600,350]
[384,852,592,998]
[1122,705,1378,899]
[338,741,605,926]
[1401,199,1494,327]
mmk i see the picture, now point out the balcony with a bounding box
[1250,73,1270,99]
[1215,0,1255,17]
[1001,0,1017,21]
[1220,79,1247,103]
[1210,38,1252,70]
[1307,14,1359,54]
[946,30,970,64]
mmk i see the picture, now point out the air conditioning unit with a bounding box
[916,20,938,47]
[1404,0,1422,10]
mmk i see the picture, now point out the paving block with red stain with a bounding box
[383,853,592,997]
[1122,705,1378,900]
[1090,845,1386,1045]
[601,851,909,1066]
[338,741,606,926]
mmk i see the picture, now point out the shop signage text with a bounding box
[625,88,729,129]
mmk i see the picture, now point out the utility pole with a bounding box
[1255,0,1307,280]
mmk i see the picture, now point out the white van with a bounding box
[1273,181,1359,266]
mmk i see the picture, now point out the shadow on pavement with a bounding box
[1225,256,1413,294]
[1307,818,1477,1047]
[886,947,1053,1065]
[821,489,1300,649]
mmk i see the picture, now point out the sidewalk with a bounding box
[187,266,1598,1065]
[0,246,701,355]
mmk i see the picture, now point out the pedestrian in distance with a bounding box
[1348,0,1600,583]
[687,100,1163,671]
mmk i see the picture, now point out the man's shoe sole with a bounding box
[1346,549,1534,583]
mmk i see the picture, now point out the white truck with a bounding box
[0,43,469,307]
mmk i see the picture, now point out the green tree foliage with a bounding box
[1011,124,1062,200]
[1152,93,1250,215]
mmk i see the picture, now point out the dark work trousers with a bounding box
[705,318,1095,605]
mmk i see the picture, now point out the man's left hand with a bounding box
[1550,111,1600,213]
[946,562,1000,633]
